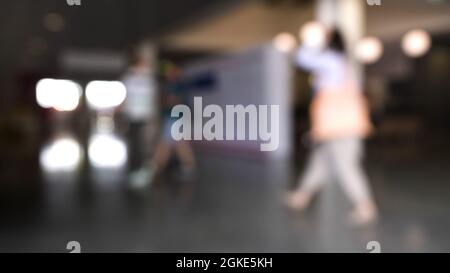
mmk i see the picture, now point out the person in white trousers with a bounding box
[286,28,378,226]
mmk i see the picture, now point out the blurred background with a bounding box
[0,0,450,252]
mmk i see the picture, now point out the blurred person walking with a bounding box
[121,44,159,185]
[286,29,378,226]
[130,61,196,189]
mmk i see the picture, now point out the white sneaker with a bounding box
[129,168,155,190]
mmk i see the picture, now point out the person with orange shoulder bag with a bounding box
[285,28,378,226]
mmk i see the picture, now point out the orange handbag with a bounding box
[310,84,373,142]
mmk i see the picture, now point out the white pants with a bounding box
[298,137,372,205]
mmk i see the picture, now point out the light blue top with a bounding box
[295,46,358,93]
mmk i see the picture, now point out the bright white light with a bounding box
[36,78,82,111]
[273,32,297,53]
[88,134,127,168]
[402,29,431,58]
[86,81,127,110]
[52,80,82,111]
[36,79,54,109]
[355,37,384,64]
[299,21,327,49]
[40,137,82,172]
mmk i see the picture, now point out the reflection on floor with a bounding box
[1,137,450,253]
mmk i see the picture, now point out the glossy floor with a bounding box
[0,137,450,252]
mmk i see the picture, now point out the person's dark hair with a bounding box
[328,29,346,53]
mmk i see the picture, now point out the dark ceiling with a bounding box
[0,0,244,89]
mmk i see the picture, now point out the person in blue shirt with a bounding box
[130,61,196,189]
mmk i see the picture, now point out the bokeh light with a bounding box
[355,37,384,64]
[40,137,82,172]
[299,21,327,49]
[273,32,297,53]
[402,29,432,58]
[88,133,127,168]
[36,78,82,111]
[86,81,127,110]
[43,13,65,33]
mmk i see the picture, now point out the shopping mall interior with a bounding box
[0,0,449,252]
